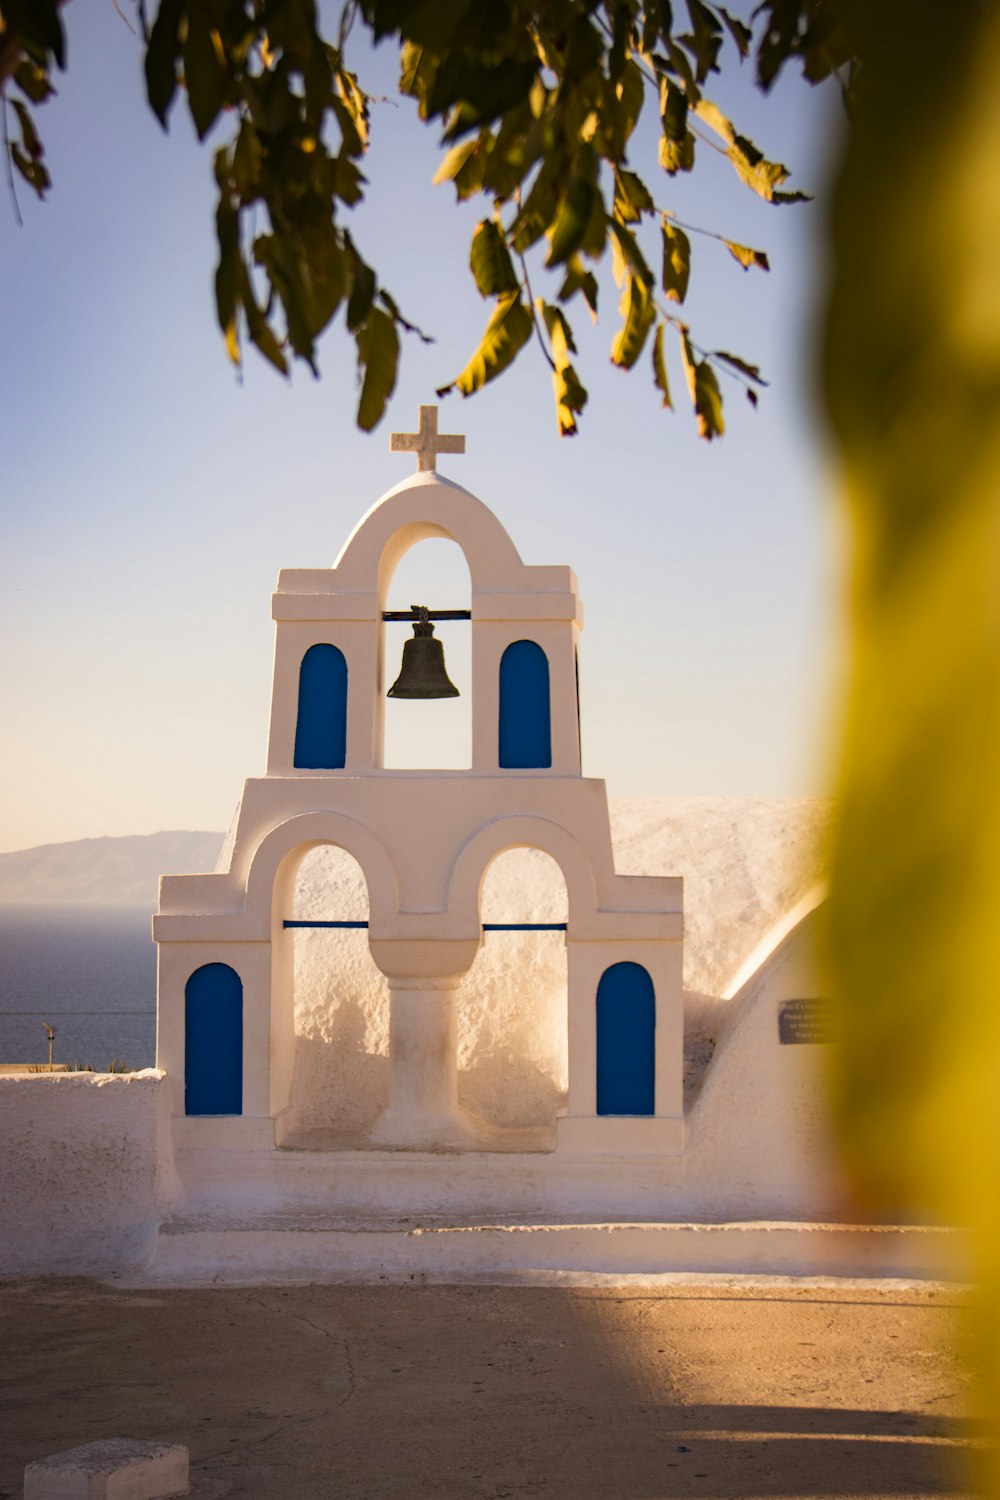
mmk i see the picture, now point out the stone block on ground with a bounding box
[24,1439,188,1499]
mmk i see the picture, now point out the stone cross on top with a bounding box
[390,404,465,473]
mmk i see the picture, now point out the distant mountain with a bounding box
[0,832,226,907]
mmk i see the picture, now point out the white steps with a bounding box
[145,1211,965,1286]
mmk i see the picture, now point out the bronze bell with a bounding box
[387,606,460,699]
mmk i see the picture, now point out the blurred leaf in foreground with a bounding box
[823,2,1000,1487]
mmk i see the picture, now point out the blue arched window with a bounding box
[294,644,348,769]
[184,963,243,1116]
[596,962,655,1116]
[499,640,551,768]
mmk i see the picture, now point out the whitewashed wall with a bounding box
[0,1071,177,1274]
[0,798,837,1276]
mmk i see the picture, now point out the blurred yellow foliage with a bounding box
[823,3,1000,1487]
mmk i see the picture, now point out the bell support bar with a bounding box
[283,920,568,931]
[382,608,471,621]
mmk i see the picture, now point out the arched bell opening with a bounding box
[457,846,569,1136]
[381,537,472,770]
[275,842,389,1148]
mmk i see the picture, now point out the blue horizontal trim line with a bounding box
[283,920,369,929]
[283,920,567,932]
[482,923,567,931]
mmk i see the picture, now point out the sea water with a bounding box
[0,906,156,1069]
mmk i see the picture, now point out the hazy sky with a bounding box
[1,6,845,853]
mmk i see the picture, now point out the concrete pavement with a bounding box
[0,1277,978,1499]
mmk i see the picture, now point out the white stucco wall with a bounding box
[683,906,849,1219]
[283,798,828,1137]
[0,1071,177,1275]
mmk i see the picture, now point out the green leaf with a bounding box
[614,169,655,224]
[692,97,734,142]
[659,131,695,174]
[333,155,366,207]
[679,327,725,438]
[509,155,560,253]
[723,240,770,271]
[11,100,42,162]
[145,0,183,127]
[433,138,482,192]
[652,323,673,409]
[541,302,586,436]
[659,77,695,172]
[726,132,795,202]
[438,293,533,398]
[772,188,813,205]
[214,150,240,366]
[346,257,376,332]
[660,77,689,141]
[13,59,55,105]
[231,121,263,198]
[11,57,53,105]
[557,256,599,319]
[611,274,655,370]
[679,0,723,82]
[252,234,315,364]
[482,108,543,199]
[600,61,645,159]
[658,39,701,102]
[642,1,674,52]
[182,6,229,140]
[377,288,433,344]
[539,302,578,357]
[355,308,400,432]
[335,68,370,150]
[10,142,50,196]
[661,220,691,302]
[695,362,725,438]
[718,7,752,57]
[5,0,65,67]
[390,0,477,53]
[713,350,767,384]
[301,226,350,333]
[470,220,519,297]
[435,57,538,139]
[608,219,655,290]
[240,265,288,375]
[546,165,599,268]
[551,360,588,436]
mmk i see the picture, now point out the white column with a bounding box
[367,936,499,1150]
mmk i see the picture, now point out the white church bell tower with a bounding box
[154,407,684,1161]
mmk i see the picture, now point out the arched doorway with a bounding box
[458,845,569,1134]
[278,843,388,1146]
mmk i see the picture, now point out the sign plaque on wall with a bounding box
[777,998,839,1046]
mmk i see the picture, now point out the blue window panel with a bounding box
[596,962,655,1116]
[184,963,243,1116]
[499,640,551,768]
[294,644,348,769]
